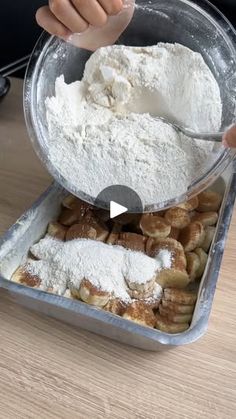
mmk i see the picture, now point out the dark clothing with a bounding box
[0,1,45,72]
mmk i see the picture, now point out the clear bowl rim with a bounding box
[24,0,236,212]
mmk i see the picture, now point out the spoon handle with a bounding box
[183,129,223,142]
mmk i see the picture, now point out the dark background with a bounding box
[0,0,235,76]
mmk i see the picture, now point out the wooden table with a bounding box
[0,78,236,419]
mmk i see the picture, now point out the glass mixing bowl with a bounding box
[24,0,236,212]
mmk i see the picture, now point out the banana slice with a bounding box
[177,196,199,212]
[192,211,218,227]
[70,287,81,300]
[103,298,126,315]
[11,266,41,287]
[201,226,216,252]
[165,207,190,229]
[159,304,193,324]
[162,299,194,314]
[150,238,186,268]
[62,195,80,210]
[197,190,222,212]
[145,237,155,255]
[122,302,156,328]
[186,252,200,282]
[128,286,155,300]
[179,221,205,252]
[78,279,110,307]
[194,248,208,279]
[87,216,110,242]
[156,267,190,289]
[138,283,163,309]
[164,288,197,305]
[168,227,180,240]
[140,214,171,239]
[63,289,73,299]
[114,212,139,226]
[126,275,156,293]
[59,208,80,226]
[155,313,189,333]
[117,232,146,252]
[47,222,67,241]
[62,195,92,214]
[66,223,97,241]
[150,239,189,289]
[106,224,121,245]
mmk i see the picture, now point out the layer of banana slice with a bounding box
[63,289,73,299]
[78,279,111,307]
[47,222,68,241]
[122,302,156,328]
[11,265,41,287]
[197,190,222,212]
[140,214,171,239]
[179,221,205,252]
[117,232,147,252]
[106,224,122,245]
[192,211,218,227]
[59,208,81,226]
[162,298,194,314]
[62,194,92,215]
[87,216,110,242]
[156,267,190,289]
[137,283,163,309]
[159,304,193,324]
[164,207,190,229]
[177,196,199,212]
[155,313,189,333]
[201,226,216,252]
[128,286,156,300]
[164,288,197,305]
[126,275,156,293]
[168,227,180,240]
[66,223,97,241]
[103,298,126,315]
[194,248,208,279]
[150,238,189,289]
[150,238,186,264]
[186,252,200,282]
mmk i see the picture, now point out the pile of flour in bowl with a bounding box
[45,43,222,205]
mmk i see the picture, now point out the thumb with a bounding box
[223,124,236,148]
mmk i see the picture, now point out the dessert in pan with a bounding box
[11,188,222,334]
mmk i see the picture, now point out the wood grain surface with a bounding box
[0,79,236,419]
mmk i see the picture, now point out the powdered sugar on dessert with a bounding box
[45,43,222,205]
[26,236,170,301]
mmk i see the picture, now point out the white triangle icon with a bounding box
[110,201,128,219]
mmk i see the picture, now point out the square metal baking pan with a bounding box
[0,165,236,351]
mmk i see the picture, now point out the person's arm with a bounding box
[223,125,236,148]
[36,0,123,39]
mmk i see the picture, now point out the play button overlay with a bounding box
[110,201,128,219]
[94,185,143,217]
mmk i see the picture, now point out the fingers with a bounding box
[36,6,72,38]
[223,125,236,148]
[36,0,124,37]
[98,0,123,15]
[71,0,107,27]
[49,0,88,32]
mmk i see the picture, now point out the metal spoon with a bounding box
[155,116,223,142]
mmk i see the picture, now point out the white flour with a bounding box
[26,236,167,301]
[46,43,222,205]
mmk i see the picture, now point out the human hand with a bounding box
[223,125,236,148]
[36,0,125,39]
